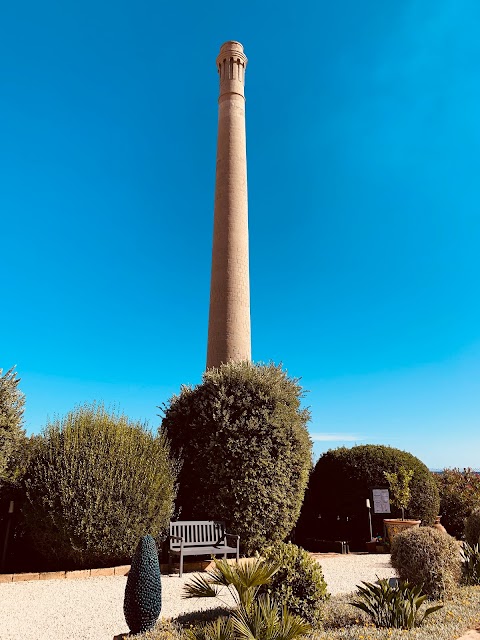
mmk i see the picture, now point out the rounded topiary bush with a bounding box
[435,468,480,538]
[22,404,178,569]
[297,445,440,549]
[391,526,461,599]
[465,508,480,547]
[161,361,312,555]
[259,541,329,626]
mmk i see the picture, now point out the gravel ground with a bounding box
[317,553,396,595]
[0,554,396,640]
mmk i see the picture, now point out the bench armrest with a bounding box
[169,535,184,543]
[225,533,240,541]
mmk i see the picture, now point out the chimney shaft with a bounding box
[206,41,251,369]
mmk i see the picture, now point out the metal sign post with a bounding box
[1,500,14,571]
[366,498,373,541]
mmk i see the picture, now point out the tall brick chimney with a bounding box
[206,41,251,369]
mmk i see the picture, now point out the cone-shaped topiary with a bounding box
[124,535,162,635]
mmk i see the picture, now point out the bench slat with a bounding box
[169,520,225,548]
[168,520,240,577]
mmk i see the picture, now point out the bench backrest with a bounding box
[169,520,225,549]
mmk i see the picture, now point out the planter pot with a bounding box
[384,519,421,544]
[433,515,447,534]
[365,541,389,554]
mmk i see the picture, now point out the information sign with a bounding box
[371,488,391,514]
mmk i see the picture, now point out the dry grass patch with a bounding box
[315,586,480,640]
[134,586,480,640]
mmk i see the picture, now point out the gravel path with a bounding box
[0,554,396,640]
[316,553,396,595]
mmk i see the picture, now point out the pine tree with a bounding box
[0,366,26,483]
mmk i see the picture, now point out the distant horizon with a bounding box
[3,0,479,469]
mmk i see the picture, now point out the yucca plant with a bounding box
[184,558,311,640]
[462,542,480,585]
[350,579,443,629]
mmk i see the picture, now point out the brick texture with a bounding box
[12,572,40,582]
[90,567,115,577]
[0,574,14,583]
[40,571,66,580]
[207,42,251,369]
[113,565,130,576]
[65,569,90,579]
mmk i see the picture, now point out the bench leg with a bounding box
[179,549,183,578]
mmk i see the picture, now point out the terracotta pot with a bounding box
[433,515,447,533]
[365,540,377,553]
[384,519,421,544]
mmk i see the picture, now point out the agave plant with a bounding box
[350,579,443,629]
[184,558,311,640]
[462,541,480,585]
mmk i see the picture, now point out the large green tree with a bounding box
[161,361,312,554]
[297,445,440,549]
[435,468,480,538]
[0,366,26,484]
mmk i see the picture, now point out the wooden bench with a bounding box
[168,520,240,577]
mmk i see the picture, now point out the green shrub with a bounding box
[161,362,312,555]
[391,527,461,600]
[350,579,443,629]
[0,366,26,485]
[297,445,439,549]
[259,541,329,626]
[462,542,480,586]
[321,594,369,629]
[22,403,178,568]
[0,435,44,572]
[464,508,480,548]
[124,535,162,635]
[435,469,480,538]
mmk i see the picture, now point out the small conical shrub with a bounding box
[124,535,162,635]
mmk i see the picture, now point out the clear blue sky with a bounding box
[2,0,479,469]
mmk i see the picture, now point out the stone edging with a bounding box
[0,560,216,584]
[0,564,131,583]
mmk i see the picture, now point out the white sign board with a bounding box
[372,489,391,514]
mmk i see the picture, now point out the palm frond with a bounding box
[183,573,221,599]
[185,617,234,640]
[232,595,310,640]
